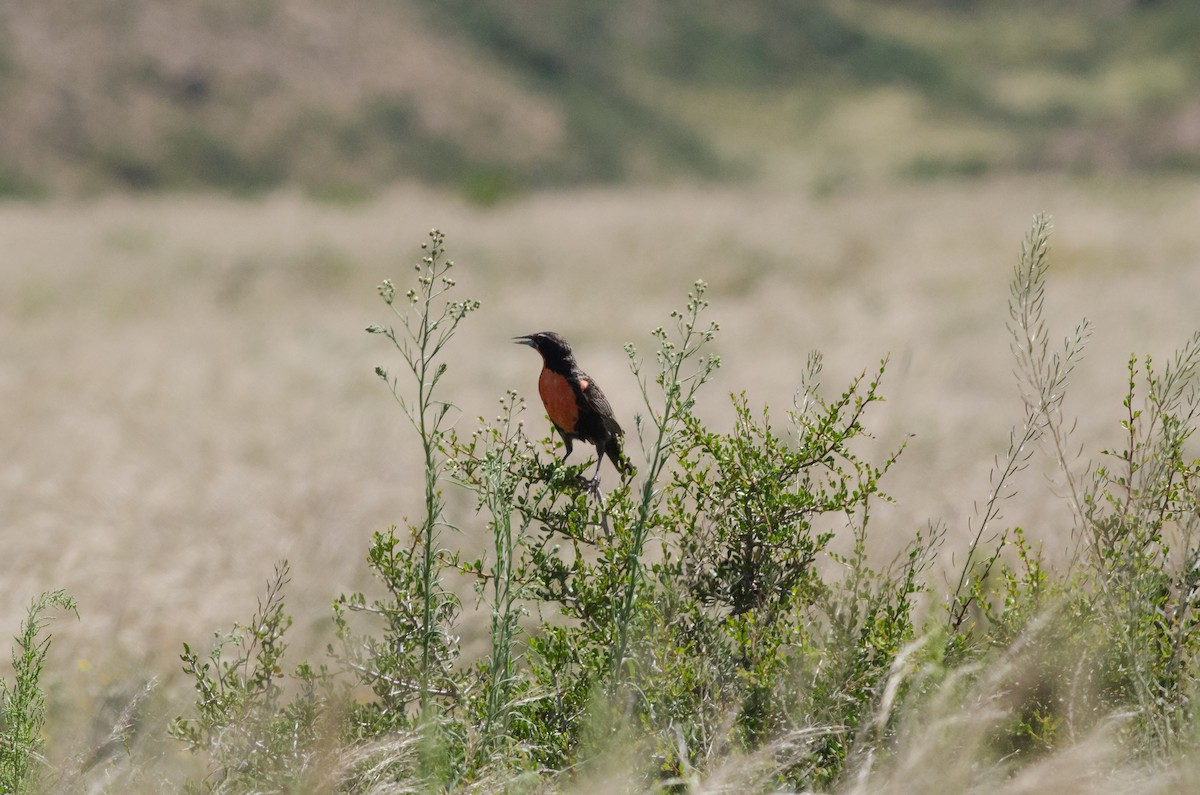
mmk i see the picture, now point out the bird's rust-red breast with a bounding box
[538,367,580,433]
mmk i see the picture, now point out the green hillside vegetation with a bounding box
[2,0,1199,200]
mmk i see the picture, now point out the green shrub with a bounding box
[942,215,1200,775]
[171,562,330,793]
[0,590,77,794]
[169,220,1200,793]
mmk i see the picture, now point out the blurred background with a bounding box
[1,0,1199,774]
[4,0,1200,197]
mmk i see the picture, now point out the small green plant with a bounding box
[172,561,329,793]
[461,390,533,762]
[332,229,479,786]
[443,281,919,788]
[0,590,77,794]
[1081,337,1200,756]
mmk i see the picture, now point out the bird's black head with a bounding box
[514,331,576,369]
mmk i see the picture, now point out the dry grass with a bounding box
[2,175,1199,782]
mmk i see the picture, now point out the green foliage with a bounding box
[171,562,330,793]
[0,590,76,794]
[437,277,920,789]
[161,127,285,195]
[11,1,1200,194]
[1080,336,1200,755]
[635,352,934,786]
[333,229,479,786]
[167,221,1200,792]
[0,166,45,200]
[945,214,1200,774]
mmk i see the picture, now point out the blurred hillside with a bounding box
[1,0,1198,200]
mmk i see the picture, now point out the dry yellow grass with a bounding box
[2,176,1198,776]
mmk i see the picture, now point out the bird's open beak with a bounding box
[513,335,536,347]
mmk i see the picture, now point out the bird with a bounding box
[513,331,634,493]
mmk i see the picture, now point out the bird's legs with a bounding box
[589,444,611,538]
[587,446,605,495]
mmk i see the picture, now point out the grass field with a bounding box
[3,173,1199,787]
[4,0,1200,788]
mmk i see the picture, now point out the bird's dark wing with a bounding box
[576,371,623,438]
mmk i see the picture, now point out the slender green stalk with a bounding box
[612,280,720,680]
[479,392,527,752]
[370,229,479,715]
[950,214,1090,629]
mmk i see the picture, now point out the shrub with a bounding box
[171,562,331,792]
[0,590,77,794]
[170,219,1200,793]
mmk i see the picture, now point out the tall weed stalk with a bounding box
[614,280,721,678]
[326,230,482,788]
[363,229,478,717]
[949,213,1091,631]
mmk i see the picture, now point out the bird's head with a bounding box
[514,331,575,366]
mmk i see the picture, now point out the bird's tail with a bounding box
[606,440,637,479]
